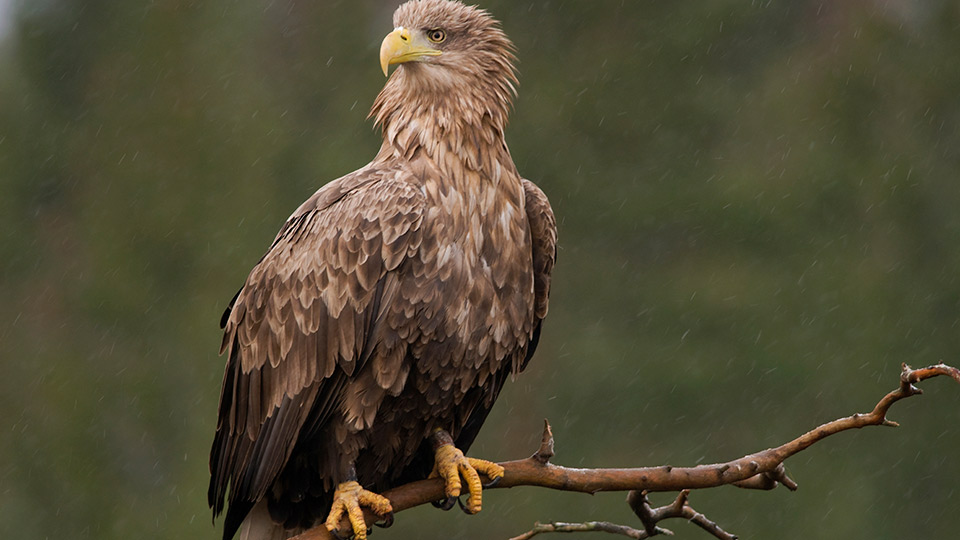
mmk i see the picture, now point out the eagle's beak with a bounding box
[379,27,442,77]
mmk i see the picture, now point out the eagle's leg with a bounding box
[324,466,393,540]
[428,428,505,515]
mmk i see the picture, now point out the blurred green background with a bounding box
[2,0,959,538]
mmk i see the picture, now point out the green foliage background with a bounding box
[2,1,959,538]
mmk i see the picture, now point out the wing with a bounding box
[454,177,556,452]
[389,177,556,487]
[517,178,557,370]
[208,166,424,538]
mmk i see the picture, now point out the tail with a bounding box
[236,500,300,540]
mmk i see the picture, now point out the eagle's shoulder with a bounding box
[274,164,425,250]
[223,164,426,364]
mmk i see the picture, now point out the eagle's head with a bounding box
[372,0,517,135]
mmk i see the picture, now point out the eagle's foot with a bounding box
[324,481,393,540]
[428,430,505,515]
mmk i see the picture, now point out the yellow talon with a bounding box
[324,481,393,540]
[430,434,504,514]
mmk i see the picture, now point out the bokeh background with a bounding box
[2,0,959,538]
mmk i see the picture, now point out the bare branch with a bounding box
[289,363,960,540]
[507,521,651,540]
[627,490,736,540]
[533,419,555,465]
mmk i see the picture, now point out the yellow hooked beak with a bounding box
[379,27,442,76]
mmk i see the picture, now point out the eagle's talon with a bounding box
[482,475,502,489]
[329,527,351,540]
[456,494,479,515]
[430,430,504,516]
[431,496,457,511]
[374,511,395,529]
[324,480,393,540]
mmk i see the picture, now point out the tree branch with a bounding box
[627,490,735,540]
[290,363,960,540]
[503,489,740,540]
[507,520,650,540]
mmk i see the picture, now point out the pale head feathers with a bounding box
[371,0,518,150]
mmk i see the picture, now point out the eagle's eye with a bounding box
[427,28,446,43]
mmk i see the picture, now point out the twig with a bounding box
[507,521,650,540]
[289,363,960,540]
[533,418,555,464]
[627,490,735,540]
[506,490,738,540]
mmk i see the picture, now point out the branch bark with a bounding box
[290,363,960,540]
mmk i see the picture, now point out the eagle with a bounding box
[208,1,557,539]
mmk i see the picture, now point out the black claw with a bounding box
[431,496,457,511]
[457,495,478,515]
[374,511,395,529]
[329,527,351,540]
[482,475,502,489]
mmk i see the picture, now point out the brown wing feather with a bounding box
[208,167,424,534]
[518,178,557,371]
[521,179,557,328]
